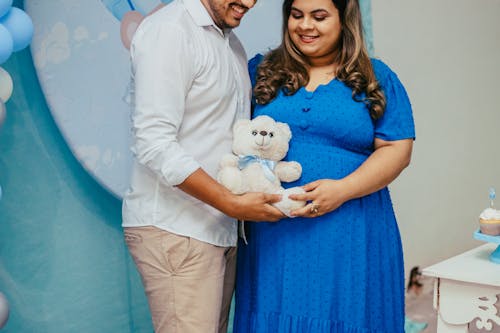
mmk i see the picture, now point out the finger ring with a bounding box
[310,203,320,214]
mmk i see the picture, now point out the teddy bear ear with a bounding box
[277,122,292,141]
[233,119,252,134]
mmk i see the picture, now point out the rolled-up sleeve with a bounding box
[130,20,200,186]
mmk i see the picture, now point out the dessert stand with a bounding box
[474,230,500,264]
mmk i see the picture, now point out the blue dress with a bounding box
[233,55,415,333]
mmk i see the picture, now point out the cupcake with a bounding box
[479,208,500,236]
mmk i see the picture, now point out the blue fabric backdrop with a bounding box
[0,30,153,333]
[0,1,373,332]
[0,2,152,331]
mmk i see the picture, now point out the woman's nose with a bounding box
[299,17,313,29]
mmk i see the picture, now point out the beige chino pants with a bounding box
[124,226,236,333]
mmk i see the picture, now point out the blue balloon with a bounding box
[0,7,33,52]
[0,0,12,19]
[0,23,13,64]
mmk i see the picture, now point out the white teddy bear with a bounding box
[217,115,306,217]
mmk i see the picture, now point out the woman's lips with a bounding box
[300,35,319,43]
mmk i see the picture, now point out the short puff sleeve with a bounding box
[372,59,416,141]
[248,53,264,87]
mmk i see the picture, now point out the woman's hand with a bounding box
[288,179,350,218]
[287,138,413,218]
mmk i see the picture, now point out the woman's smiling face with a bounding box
[287,0,342,65]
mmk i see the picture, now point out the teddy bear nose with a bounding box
[259,131,268,136]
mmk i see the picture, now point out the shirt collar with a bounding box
[182,0,231,37]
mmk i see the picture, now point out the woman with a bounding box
[407,266,424,296]
[234,0,415,332]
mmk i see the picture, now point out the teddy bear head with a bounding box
[232,115,292,161]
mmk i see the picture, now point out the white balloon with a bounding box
[0,291,9,329]
[0,97,5,128]
[0,66,12,102]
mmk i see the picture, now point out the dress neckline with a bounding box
[302,77,338,95]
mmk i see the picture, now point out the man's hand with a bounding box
[176,168,285,222]
[227,192,285,222]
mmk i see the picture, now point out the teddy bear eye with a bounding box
[251,130,258,136]
[269,132,274,138]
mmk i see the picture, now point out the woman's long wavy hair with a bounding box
[253,0,386,119]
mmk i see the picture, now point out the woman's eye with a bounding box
[252,130,258,136]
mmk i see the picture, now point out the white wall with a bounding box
[371,0,500,275]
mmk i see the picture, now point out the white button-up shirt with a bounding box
[122,0,251,247]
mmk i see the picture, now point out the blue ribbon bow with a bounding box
[238,155,277,183]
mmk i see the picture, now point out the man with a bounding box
[122,0,284,332]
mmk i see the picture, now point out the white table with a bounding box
[422,243,500,332]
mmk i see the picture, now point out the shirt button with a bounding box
[299,121,309,130]
[302,107,311,113]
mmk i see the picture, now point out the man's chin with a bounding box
[223,17,242,29]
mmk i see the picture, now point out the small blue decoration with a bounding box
[489,187,496,208]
